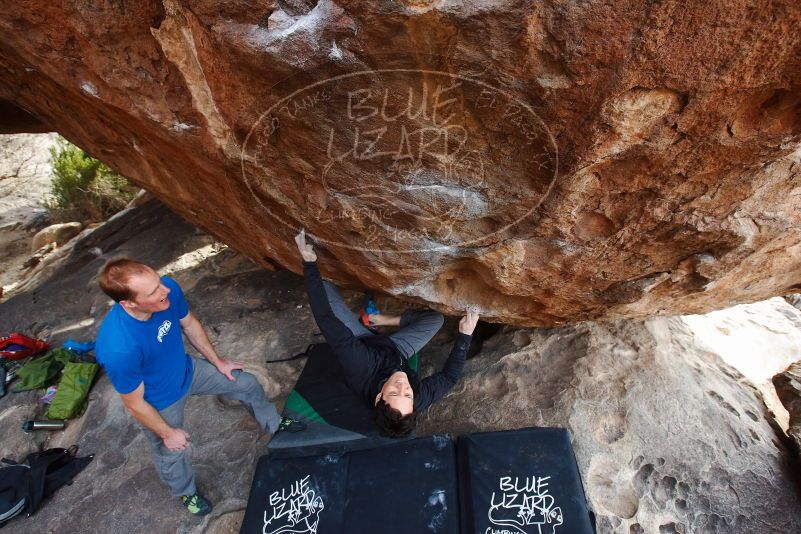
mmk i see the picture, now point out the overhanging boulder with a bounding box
[1,1,800,325]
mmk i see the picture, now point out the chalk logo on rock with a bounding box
[156,320,171,343]
[263,474,325,534]
[242,58,558,254]
[486,475,563,534]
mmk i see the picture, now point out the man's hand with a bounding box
[216,359,244,381]
[295,229,318,262]
[163,427,190,451]
[459,310,480,335]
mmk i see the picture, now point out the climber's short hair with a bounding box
[373,399,417,438]
[98,257,153,302]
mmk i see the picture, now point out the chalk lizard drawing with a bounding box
[263,477,325,534]
[486,475,564,534]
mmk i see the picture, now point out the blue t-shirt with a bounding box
[95,276,194,410]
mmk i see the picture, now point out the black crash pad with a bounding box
[244,428,594,533]
[457,427,594,534]
[242,434,459,534]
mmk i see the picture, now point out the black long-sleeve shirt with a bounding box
[302,260,471,412]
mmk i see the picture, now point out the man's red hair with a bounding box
[98,258,152,302]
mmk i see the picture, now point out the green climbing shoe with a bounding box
[180,492,212,516]
[277,416,307,433]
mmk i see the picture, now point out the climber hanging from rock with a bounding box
[294,229,478,438]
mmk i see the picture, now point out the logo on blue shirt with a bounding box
[157,320,172,343]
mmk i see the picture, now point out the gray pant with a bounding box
[323,281,444,359]
[140,358,281,497]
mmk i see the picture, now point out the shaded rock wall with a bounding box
[1,2,801,325]
[774,361,801,459]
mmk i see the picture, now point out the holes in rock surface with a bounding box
[587,457,639,519]
[707,390,740,417]
[655,476,678,502]
[659,522,685,534]
[633,463,655,493]
[595,516,617,531]
[693,513,728,534]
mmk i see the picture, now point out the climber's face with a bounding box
[375,371,414,415]
[122,269,171,316]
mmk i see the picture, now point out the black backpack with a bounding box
[0,445,93,526]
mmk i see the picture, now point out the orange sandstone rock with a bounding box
[0,0,799,325]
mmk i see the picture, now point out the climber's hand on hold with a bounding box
[459,309,480,335]
[295,229,318,262]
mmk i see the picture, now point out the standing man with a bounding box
[294,230,479,438]
[95,258,300,516]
